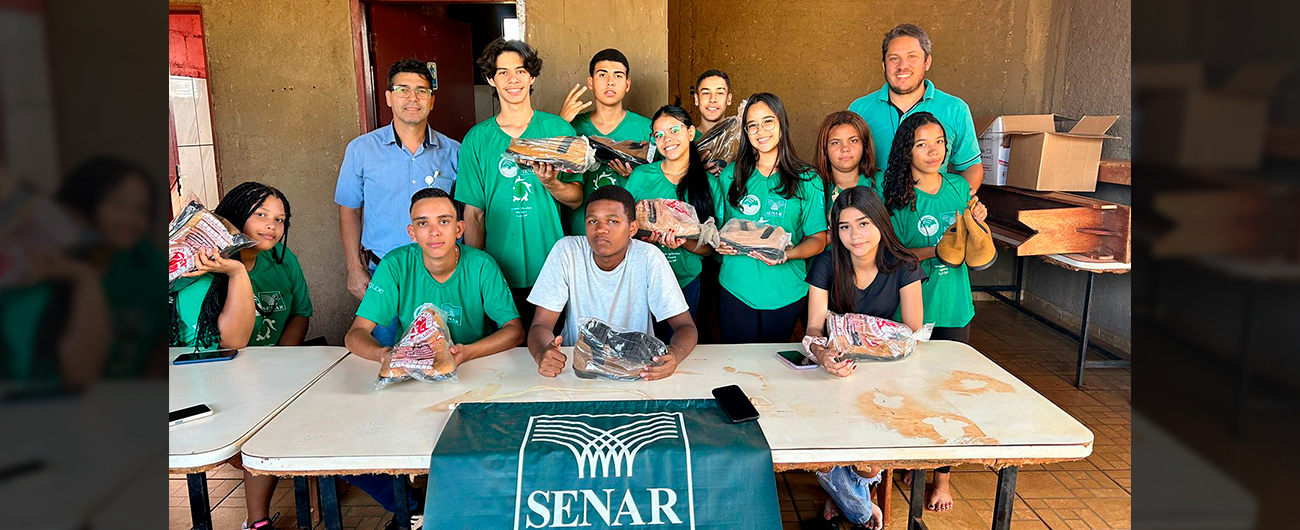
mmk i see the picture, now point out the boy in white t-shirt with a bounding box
[527,186,697,380]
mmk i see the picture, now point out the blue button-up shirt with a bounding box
[335,122,460,257]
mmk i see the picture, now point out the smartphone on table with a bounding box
[711,384,760,423]
[776,349,818,370]
[169,404,213,426]
[172,348,238,365]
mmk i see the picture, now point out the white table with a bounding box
[985,231,1133,387]
[168,346,349,530]
[0,382,163,530]
[243,342,1092,530]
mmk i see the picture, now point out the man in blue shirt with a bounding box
[848,23,984,194]
[336,58,460,346]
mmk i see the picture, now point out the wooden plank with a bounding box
[979,186,1132,263]
[1098,159,1131,186]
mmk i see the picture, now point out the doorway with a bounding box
[350,1,521,142]
[168,6,221,214]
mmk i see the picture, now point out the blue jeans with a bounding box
[368,262,402,347]
[341,474,420,514]
[815,466,881,524]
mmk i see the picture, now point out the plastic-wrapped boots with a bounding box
[963,198,997,271]
[934,213,966,268]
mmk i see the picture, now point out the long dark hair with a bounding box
[827,187,919,313]
[650,105,715,221]
[169,182,293,348]
[728,93,815,208]
[814,111,877,212]
[882,112,947,212]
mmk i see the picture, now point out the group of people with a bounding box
[169,22,994,530]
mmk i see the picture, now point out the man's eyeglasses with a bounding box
[745,117,778,135]
[391,85,433,99]
[651,125,685,142]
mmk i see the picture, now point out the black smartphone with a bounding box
[172,348,238,365]
[169,404,214,426]
[711,384,760,423]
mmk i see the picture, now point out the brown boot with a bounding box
[934,212,966,268]
[963,198,997,271]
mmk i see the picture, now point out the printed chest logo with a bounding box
[255,291,286,313]
[594,169,618,189]
[515,412,695,529]
[739,195,761,216]
[762,197,787,219]
[440,304,463,326]
[501,157,535,202]
[917,215,940,237]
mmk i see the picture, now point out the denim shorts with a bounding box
[815,466,882,524]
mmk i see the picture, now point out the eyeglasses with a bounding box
[651,125,685,142]
[745,117,778,135]
[390,85,433,99]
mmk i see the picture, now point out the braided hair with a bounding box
[882,112,946,213]
[169,182,292,348]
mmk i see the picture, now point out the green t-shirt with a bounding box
[102,243,168,377]
[172,245,312,349]
[889,173,975,328]
[356,243,520,345]
[455,112,580,288]
[566,111,653,235]
[246,246,313,346]
[827,173,880,214]
[1,284,57,385]
[714,165,828,309]
[624,161,721,287]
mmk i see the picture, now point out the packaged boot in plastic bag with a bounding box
[590,136,655,168]
[718,218,791,261]
[506,136,599,173]
[376,304,458,389]
[168,200,257,290]
[696,116,742,171]
[572,317,666,381]
[635,198,720,247]
[801,312,932,362]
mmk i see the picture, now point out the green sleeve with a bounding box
[480,256,521,327]
[288,257,313,318]
[355,256,401,326]
[454,131,487,210]
[801,174,829,236]
[949,103,982,171]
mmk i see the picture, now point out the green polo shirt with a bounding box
[888,173,975,328]
[713,165,828,310]
[566,111,653,235]
[454,111,580,288]
[848,79,981,173]
[357,243,519,345]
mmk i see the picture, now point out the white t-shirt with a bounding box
[528,236,690,346]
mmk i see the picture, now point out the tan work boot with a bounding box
[963,198,997,271]
[934,212,966,268]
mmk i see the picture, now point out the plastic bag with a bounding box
[635,198,720,247]
[590,136,655,168]
[506,136,599,173]
[0,183,86,288]
[167,200,256,290]
[696,100,745,171]
[801,312,932,363]
[376,304,458,389]
[718,218,791,261]
[572,318,666,381]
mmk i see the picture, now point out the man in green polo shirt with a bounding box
[456,38,583,330]
[345,187,523,366]
[556,48,653,235]
[848,23,984,194]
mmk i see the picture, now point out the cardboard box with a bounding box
[1134,63,1288,170]
[975,114,1119,192]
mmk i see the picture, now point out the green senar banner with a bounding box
[426,399,782,529]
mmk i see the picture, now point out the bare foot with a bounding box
[822,497,841,520]
[926,472,953,512]
[863,503,883,530]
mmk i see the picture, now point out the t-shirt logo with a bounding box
[255,291,286,313]
[515,412,694,528]
[440,304,463,326]
[500,157,520,179]
[513,178,534,202]
[255,318,278,342]
[739,194,761,216]
[763,197,788,219]
[940,211,958,232]
[918,215,940,237]
[594,169,618,188]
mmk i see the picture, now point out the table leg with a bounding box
[318,476,343,530]
[908,469,928,530]
[393,474,412,529]
[1234,281,1260,435]
[1014,254,1025,304]
[1074,272,1097,388]
[293,476,313,530]
[991,466,1019,530]
[186,472,213,530]
[877,469,892,528]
